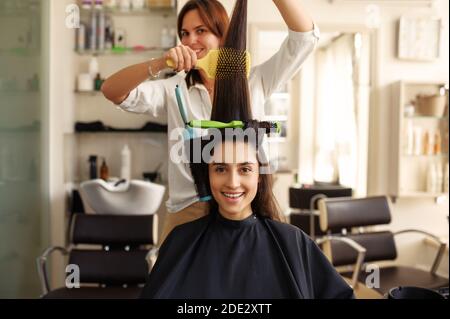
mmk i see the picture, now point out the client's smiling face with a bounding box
[209,141,259,220]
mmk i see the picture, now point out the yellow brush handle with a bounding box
[166,50,215,71]
[166,58,204,69]
[166,49,251,79]
[166,59,175,68]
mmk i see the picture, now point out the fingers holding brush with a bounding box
[164,45,197,72]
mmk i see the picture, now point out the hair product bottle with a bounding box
[88,155,98,179]
[120,144,131,180]
[435,162,443,194]
[434,131,442,155]
[100,158,109,181]
[444,163,449,194]
[426,161,437,193]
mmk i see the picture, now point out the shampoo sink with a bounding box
[79,179,166,215]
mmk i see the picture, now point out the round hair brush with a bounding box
[166,48,251,79]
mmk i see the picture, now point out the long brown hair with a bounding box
[177,0,229,88]
[208,0,282,221]
[210,0,252,122]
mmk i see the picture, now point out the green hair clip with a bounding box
[187,120,281,135]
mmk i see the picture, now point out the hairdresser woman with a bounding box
[101,0,319,245]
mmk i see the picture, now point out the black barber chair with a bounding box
[37,214,158,299]
[317,196,448,296]
[288,184,352,240]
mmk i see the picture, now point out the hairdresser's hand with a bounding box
[164,44,198,72]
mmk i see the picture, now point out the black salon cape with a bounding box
[141,213,354,299]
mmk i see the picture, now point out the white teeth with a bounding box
[223,193,244,198]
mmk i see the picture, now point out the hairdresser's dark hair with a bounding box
[177,0,229,89]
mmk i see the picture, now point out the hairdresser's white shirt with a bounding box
[118,25,320,213]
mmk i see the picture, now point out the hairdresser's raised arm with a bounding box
[101,58,166,105]
[272,0,313,32]
[101,45,197,105]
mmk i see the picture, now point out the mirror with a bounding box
[250,23,375,197]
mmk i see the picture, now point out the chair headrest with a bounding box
[289,186,353,210]
[319,196,392,231]
[70,214,158,246]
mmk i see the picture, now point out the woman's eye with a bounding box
[215,166,226,173]
[241,167,252,174]
[180,31,188,37]
[196,29,206,34]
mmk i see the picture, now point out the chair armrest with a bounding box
[394,229,447,275]
[36,246,69,296]
[309,194,327,240]
[317,236,366,289]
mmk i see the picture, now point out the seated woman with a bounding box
[140,129,354,299]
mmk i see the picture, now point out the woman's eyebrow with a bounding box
[211,162,226,166]
[211,161,256,165]
[181,25,206,32]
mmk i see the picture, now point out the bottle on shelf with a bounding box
[404,119,414,155]
[100,158,109,181]
[120,144,131,181]
[89,56,99,79]
[434,131,442,155]
[423,130,431,155]
[89,4,97,50]
[77,22,86,52]
[413,126,423,155]
[435,162,443,194]
[77,73,94,91]
[94,73,103,91]
[104,15,114,50]
[96,1,106,51]
[426,161,437,193]
[94,0,104,9]
[81,0,93,10]
[88,155,98,179]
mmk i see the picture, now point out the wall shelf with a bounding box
[405,116,449,121]
[80,7,176,17]
[75,47,165,56]
[402,154,449,158]
[75,90,103,96]
[390,81,449,201]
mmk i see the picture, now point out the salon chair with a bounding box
[317,196,448,297]
[288,185,353,240]
[37,214,158,299]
